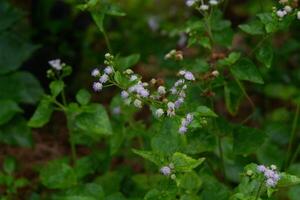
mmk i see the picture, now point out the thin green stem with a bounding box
[234,77,256,110]
[291,145,300,165]
[285,104,300,169]
[66,117,77,165]
[255,180,264,200]
[61,89,67,106]
[218,136,226,180]
[102,29,112,53]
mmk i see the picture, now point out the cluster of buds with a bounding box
[160,163,176,179]
[179,113,194,134]
[186,0,219,11]
[47,59,70,79]
[91,53,115,92]
[257,165,281,188]
[164,49,183,61]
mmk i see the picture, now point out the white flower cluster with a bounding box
[257,164,281,188]
[92,66,114,92]
[49,59,64,71]
[186,0,219,10]
[274,1,300,20]
[179,113,194,134]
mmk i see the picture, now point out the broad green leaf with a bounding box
[200,175,230,200]
[40,159,77,189]
[256,42,273,68]
[0,1,23,32]
[0,71,44,104]
[176,171,202,191]
[132,149,162,166]
[115,54,140,71]
[14,178,29,188]
[71,104,112,137]
[50,80,64,97]
[0,116,32,147]
[184,130,216,154]
[0,32,38,74]
[74,154,102,179]
[0,100,22,125]
[114,71,131,88]
[278,173,300,187]
[28,97,54,128]
[63,183,105,200]
[257,140,285,167]
[239,20,265,35]
[231,58,264,84]
[151,119,182,155]
[171,152,205,172]
[60,196,95,200]
[3,156,16,174]
[76,89,91,106]
[233,126,266,155]
[195,106,218,117]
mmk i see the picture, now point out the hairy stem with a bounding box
[255,180,263,200]
[285,104,300,169]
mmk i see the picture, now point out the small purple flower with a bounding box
[139,89,150,98]
[130,75,138,81]
[175,79,185,87]
[184,71,195,81]
[121,91,129,99]
[266,178,276,188]
[257,165,266,173]
[93,82,103,92]
[186,0,196,7]
[170,87,177,94]
[179,126,187,134]
[186,113,194,123]
[104,66,113,74]
[160,166,171,176]
[155,108,164,118]
[175,98,184,108]
[99,74,109,83]
[157,86,166,95]
[91,68,100,77]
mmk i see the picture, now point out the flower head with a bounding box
[276,10,287,18]
[297,11,300,20]
[158,86,166,95]
[209,0,218,6]
[155,108,164,118]
[99,74,109,83]
[134,99,142,108]
[104,66,113,75]
[130,75,138,81]
[91,68,100,77]
[184,71,195,81]
[93,82,103,92]
[200,4,209,11]
[121,91,129,99]
[49,59,63,71]
[160,166,171,176]
[186,0,197,7]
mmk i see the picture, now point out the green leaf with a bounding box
[3,156,16,174]
[114,71,131,88]
[40,159,77,189]
[0,71,44,104]
[195,106,218,117]
[256,42,273,68]
[50,80,64,97]
[0,32,38,75]
[264,84,298,100]
[132,149,162,166]
[0,116,32,147]
[224,81,243,116]
[14,178,29,188]
[70,104,112,137]
[176,171,202,191]
[239,20,265,35]
[76,89,91,106]
[233,126,266,155]
[115,54,140,71]
[218,52,241,67]
[0,100,22,125]
[63,183,105,200]
[171,152,205,172]
[278,173,300,187]
[28,97,54,128]
[91,11,105,32]
[231,58,264,84]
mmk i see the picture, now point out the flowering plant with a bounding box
[2,0,300,199]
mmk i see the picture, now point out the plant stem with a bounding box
[234,77,256,110]
[255,181,263,200]
[70,132,77,165]
[102,29,112,53]
[218,136,226,180]
[285,104,300,169]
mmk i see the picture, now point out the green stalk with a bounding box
[234,77,256,110]
[102,29,112,53]
[285,104,300,169]
[218,136,226,180]
[255,181,264,200]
